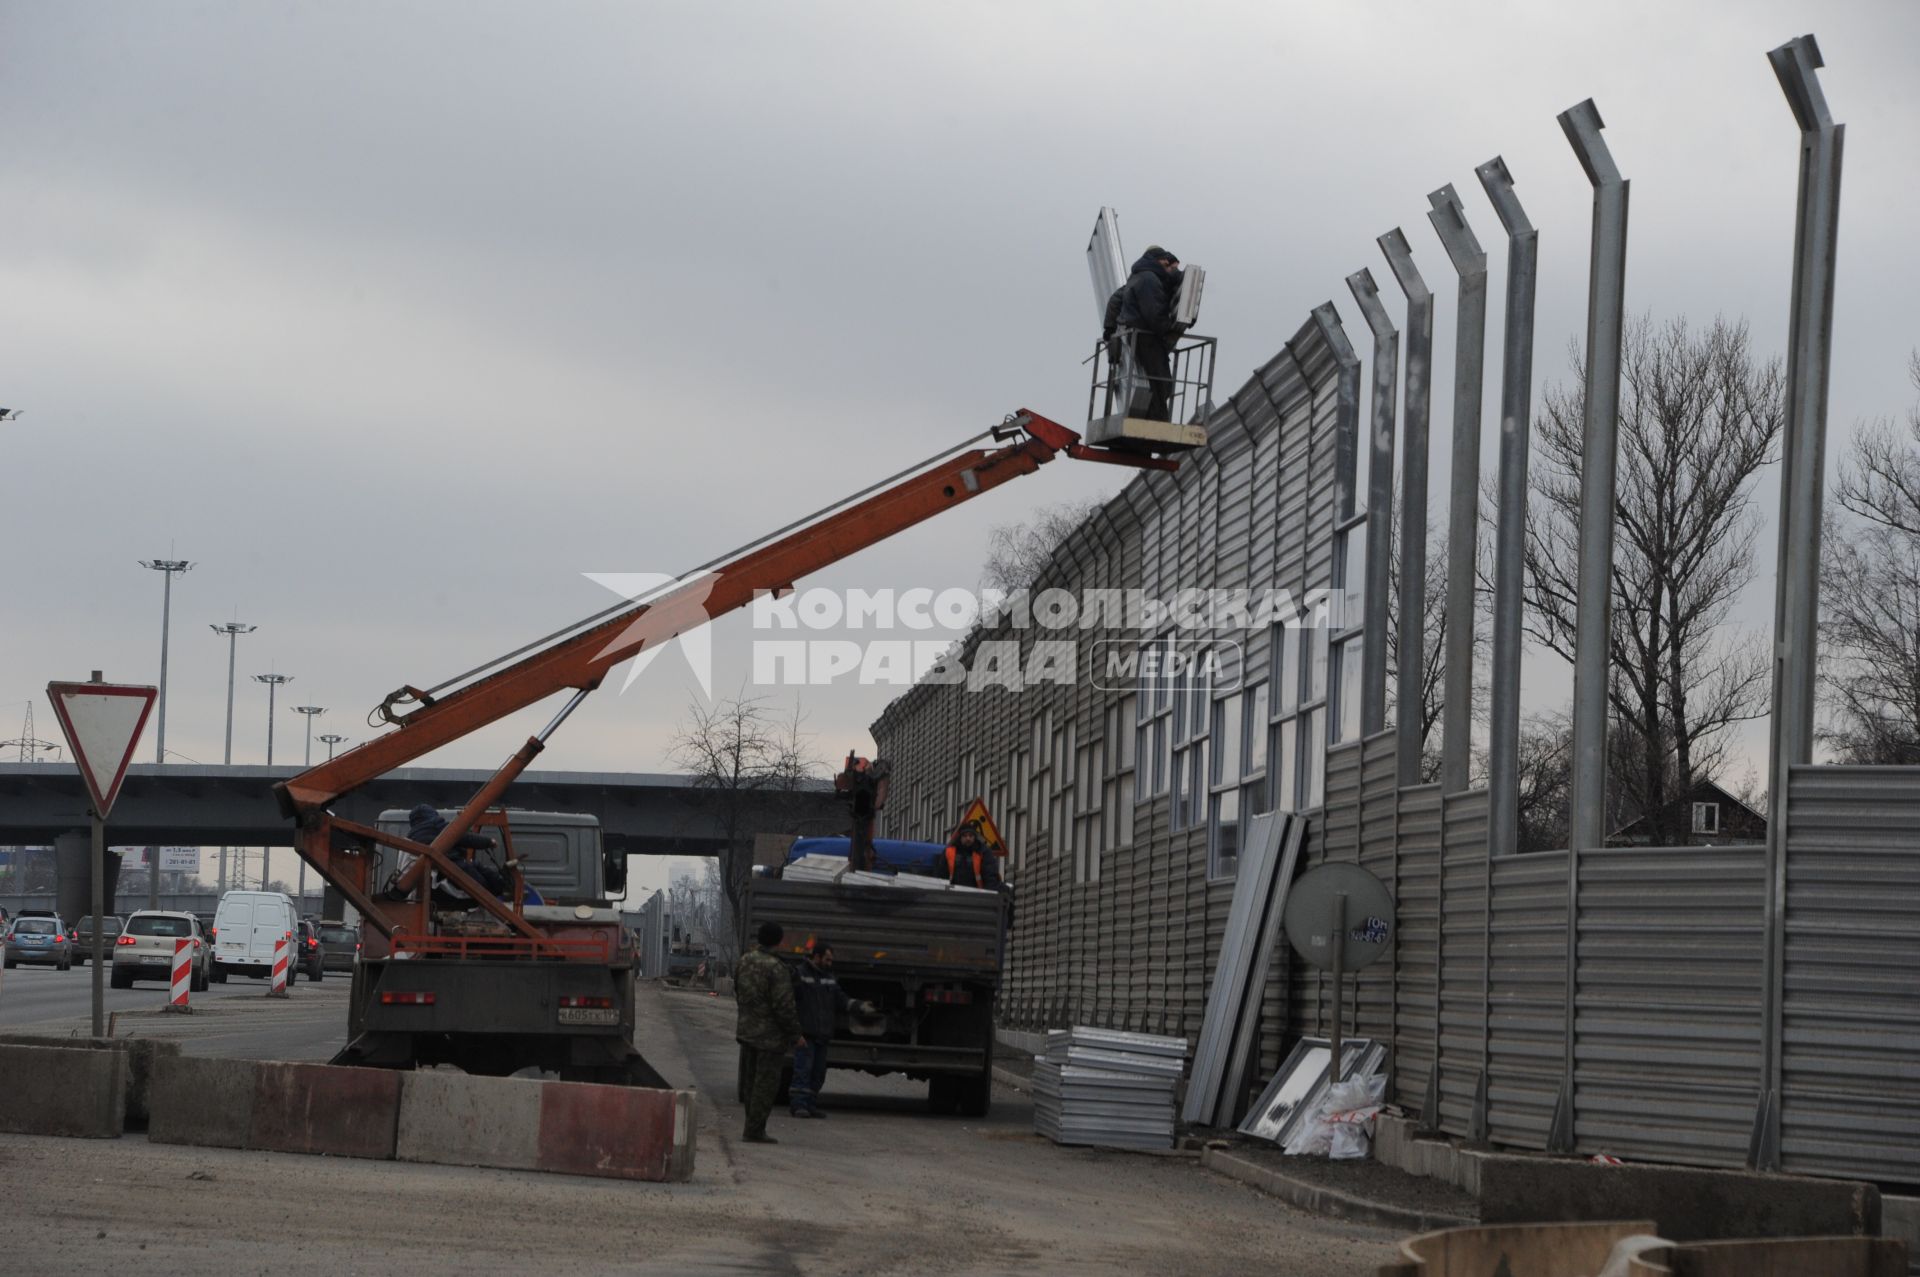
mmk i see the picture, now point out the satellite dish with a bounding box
[1283,862,1394,972]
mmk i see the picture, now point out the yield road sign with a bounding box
[47,679,157,817]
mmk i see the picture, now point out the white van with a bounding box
[210,890,300,983]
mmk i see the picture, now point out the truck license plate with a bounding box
[557,1007,619,1025]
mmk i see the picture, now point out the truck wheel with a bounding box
[927,1076,960,1116]
[211,963,227,984]
[110,967,132,990]
[957,1074,992,1118]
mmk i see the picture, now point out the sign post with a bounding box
[47,673,158,1038]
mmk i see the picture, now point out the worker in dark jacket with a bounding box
[942,823,1002,890]
[735,921,804,1144]
[789,940,875,1119]
[406,803,509,903]
[1117,246,1184,421]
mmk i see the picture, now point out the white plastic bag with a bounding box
[1323,1074,1387,1160]
[1329,1121,1371,1160]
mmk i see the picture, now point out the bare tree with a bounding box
[1521,315,1784,844]
[668,694,827,944]
[1823,352,1920,762]
[979,497,1103,595]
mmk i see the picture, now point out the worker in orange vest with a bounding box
[941,823,1002,890]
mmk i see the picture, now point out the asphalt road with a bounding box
[0,958,347,1060]
[0,978,1403,1275]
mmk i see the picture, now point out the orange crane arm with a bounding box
[273,409,1172,935]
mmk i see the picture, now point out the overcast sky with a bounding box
[4,1,1916,898]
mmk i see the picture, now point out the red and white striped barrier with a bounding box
[166,938,193,1013]
[267,934,291,998]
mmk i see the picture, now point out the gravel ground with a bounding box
[0,983,1406,1275]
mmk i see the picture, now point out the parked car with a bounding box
[111,911,209,991]
[210,890,299,983]
[73,915,125,965]
[4,915,73,970]
[294,919,325,982]
[315,919,359,973]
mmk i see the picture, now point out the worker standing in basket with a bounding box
[1118,245,1185,422]
[735,921,804,1144]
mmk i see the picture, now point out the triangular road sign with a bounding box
[47,680,157,818]
[957,796,1008,858]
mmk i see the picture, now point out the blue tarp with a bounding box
[785,836,947,875]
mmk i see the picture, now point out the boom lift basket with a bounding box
[1085,331,1216,455]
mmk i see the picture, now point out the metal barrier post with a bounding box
[1347,269,1399,737]
[1379,230,1434,786]
[1476,158,1538,860]
[1754,34,1843,1173]
[1425,187,1488,797]
[1550,97,1630,1155]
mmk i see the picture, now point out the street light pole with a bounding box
[292,706,326,909]
[138,560,194,770]
[318,732,347,760]
[210,621,256,892]
[253,673,292,891]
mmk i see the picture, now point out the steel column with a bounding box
[1425,186,1488,796]
[1755,33,1843,1173]
[1380,231,1434,785]
[1318,302,1363,524]
[1476,158,1538,859]
[1560,98,1630,862]
[1548,98,1629,1155]
[1346,270,1398,737]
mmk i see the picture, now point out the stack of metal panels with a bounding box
[1032,1027,1186,1151]
[781,854,990,893]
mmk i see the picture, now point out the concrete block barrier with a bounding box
[148,1055,260,1149]
[0,1042,128,1138]
[535,1080,694,1182]
[397,1070,544,1170]
[1475,1156,1881,1242]
[397,1071,694,1182]
[0,1034,180,1130]
[248,1061,401,1160]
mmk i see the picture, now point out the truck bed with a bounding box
[748,876,1004,981]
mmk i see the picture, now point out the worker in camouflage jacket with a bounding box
[735,920,804,1144]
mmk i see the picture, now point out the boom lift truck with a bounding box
[274,410,1198,1083]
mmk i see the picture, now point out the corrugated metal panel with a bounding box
[1394,784,1443,1113]
[1355,732,1400,1046]
[1782,765,1920,1183]
[1323,740,1363,860]
[1436,788,1488,1136]
[1486,851,1566,1149]
[1573,845,1764,1167]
